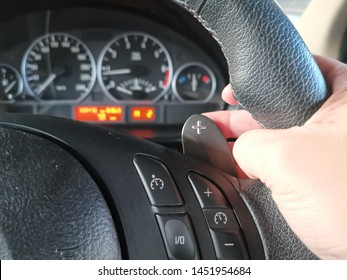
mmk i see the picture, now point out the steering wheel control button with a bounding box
[156,214,199,260]
[133,156,183,206]
[182,115,237,176]
[188,172,228,208]
[209,231,249,260]
[203,209,249,259]
[203,209,239,231]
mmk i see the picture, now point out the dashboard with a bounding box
[0,3,228,144]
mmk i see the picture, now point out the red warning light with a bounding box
[202,75,211,84]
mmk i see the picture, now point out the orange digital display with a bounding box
[131,107,156,122]
[75,106,123,122]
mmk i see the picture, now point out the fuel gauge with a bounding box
[0,64,23,101]
[173,63,216,102]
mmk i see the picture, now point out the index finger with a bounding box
[203,110,262,139]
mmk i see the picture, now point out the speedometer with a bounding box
[98,32,173,102]
[22,33,96,102]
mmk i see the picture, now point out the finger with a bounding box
[305,56,347,125]
[314,55,347,93]
[233,129,274,180]
[221,84,239,105]
[228,142,250,179]
[204,110,261,179]
[233,128,295,182]
[203,110,262,139]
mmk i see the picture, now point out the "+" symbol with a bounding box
[192,120,207,135]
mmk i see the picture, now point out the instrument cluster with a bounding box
[0,8,226,126]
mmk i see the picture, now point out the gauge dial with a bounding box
[98,33,173,102]
[0,64,23,101]
[173,63,216,102]
[22,33,96,102]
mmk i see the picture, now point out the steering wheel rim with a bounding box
[0,0,327,259]
[175,0,327,129]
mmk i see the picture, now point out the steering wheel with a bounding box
[0,0,327,259]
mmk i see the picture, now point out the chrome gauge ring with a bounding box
[0,64,24,102]
[172,62,216,103]
[22,33,96,103]
[98,32,173,102]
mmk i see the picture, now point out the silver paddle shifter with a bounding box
[182,114,237,177]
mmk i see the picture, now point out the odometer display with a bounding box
[74,106,123,123]
[98,33,173,102]
[22,33,96,102]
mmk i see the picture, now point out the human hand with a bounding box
[205,56,347,260]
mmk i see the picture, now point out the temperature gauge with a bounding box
[173,63,216,102]
[0,64,23,101]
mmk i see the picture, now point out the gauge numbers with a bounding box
[22,33,96,102]
[98,33,173,102]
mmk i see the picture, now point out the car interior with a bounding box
[0,0,345,260]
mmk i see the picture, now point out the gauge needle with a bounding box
[116,86,133,96]
[191,73,198,92]
[36,73,57,96]
[103,69,132,76]
[4,80,16,94]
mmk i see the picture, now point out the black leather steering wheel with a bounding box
[0,0,327,259]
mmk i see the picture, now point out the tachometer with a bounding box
[98,32,173,102]
[22,33,96,102]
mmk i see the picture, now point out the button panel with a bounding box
[156,214,200,260]
[189,172,228,208]
[134,156,183,206]
[134,155,251,260]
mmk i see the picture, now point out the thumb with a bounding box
[233,125,334,192]
[233,128,293,186]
